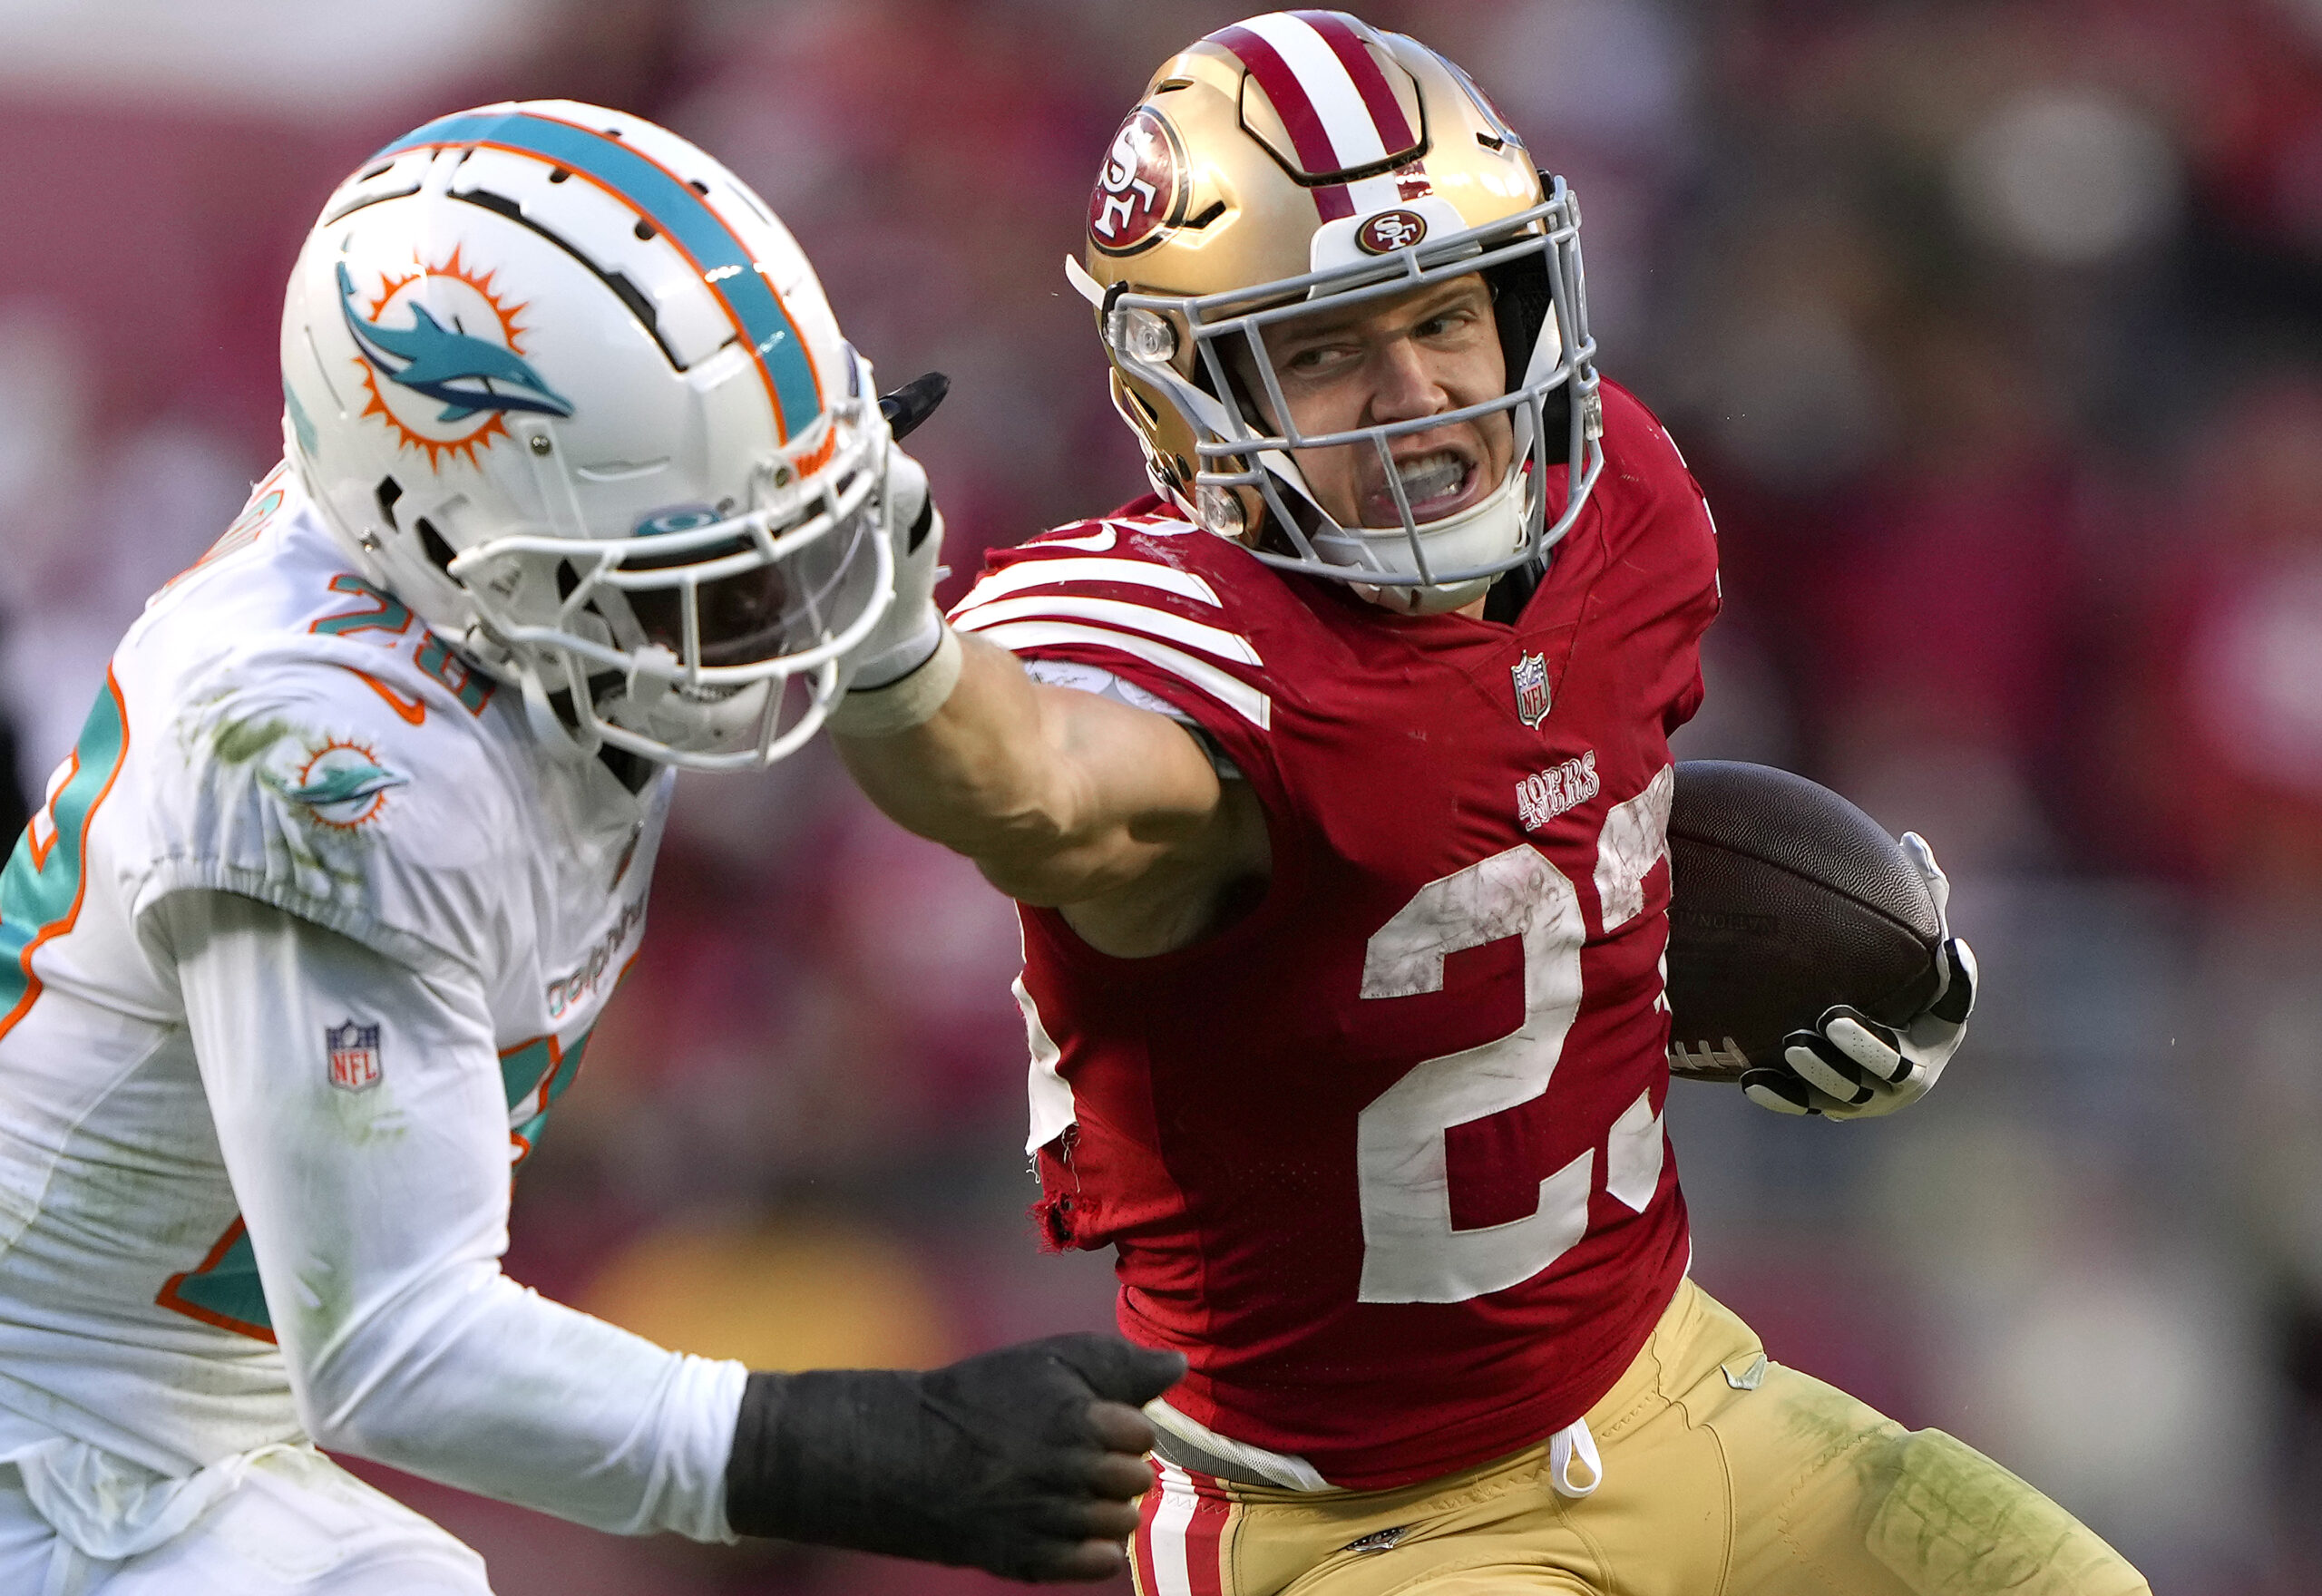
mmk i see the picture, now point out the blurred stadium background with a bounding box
[0,0,2317,1589]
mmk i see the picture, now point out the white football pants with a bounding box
[0,1440,490,1595]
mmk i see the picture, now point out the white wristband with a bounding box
[845,602,945,692]
[826,627,963,737]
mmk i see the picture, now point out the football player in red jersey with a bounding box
[830,12,2146,1593]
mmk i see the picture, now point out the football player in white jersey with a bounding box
[0,102,1176,1593]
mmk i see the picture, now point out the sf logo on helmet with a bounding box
[1088,106,1186,256]
[338,251,573,472]
[1356,209,1429,256]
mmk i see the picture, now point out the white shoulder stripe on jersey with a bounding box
[951,556,1224,612]
[1038,526,1116,552]
[1237,12,1390,167]
[951,594,1261,667]
[964,619,1272,729]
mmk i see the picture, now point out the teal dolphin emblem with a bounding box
[280,757,406,808]
[338,261,574,422]
[265,742,409,828]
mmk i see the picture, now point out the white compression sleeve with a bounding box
[157,889,744,1542]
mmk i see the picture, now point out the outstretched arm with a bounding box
[837,633,1254,896]
[829,456,1267,956]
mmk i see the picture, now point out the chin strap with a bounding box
[1322,466,1529,614]
[1481,550,1546,623]
[518,661,598,761]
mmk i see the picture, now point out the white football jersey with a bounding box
[0,463,671,1477]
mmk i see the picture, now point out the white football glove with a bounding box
[839,375,951,691]
[1741,832,1978,1120]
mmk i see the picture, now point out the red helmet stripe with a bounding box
[1212,22,1357,221]
[1293,11,1415,153]
[1213,23,1342,173]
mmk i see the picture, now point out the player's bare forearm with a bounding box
[834,631,1229,907]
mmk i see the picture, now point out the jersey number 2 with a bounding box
[1354,767,1673,1304]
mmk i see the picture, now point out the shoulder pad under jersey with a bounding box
[122,505,541,982]
[950,501,1285,737]
[1592,380,1717,557]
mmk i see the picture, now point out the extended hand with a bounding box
[725,1331,1186,1581]
[1742,832,1978,1119]
[841,374,951,691]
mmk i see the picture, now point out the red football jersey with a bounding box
[952,381,1721,1489]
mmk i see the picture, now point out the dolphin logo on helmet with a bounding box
[337,261,574,422]
[285,101,894,772]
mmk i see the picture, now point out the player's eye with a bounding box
[626,563,795,667]
[1283,343,1352,375]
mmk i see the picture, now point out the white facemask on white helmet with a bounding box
[280,99,899,770]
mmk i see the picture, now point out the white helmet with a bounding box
[280,100,896,770]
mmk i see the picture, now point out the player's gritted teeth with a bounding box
[1363,447,1478,526]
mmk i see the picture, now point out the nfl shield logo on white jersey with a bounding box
[1511,652,1552,729]
[326,1020,382,1092]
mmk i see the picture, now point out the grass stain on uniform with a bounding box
[1751,1373,2143,1594]
[210,713,296,766]
[1866,1429,2134,1593]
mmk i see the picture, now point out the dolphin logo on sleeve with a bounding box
[266,738,410,830]
[337,261,574,422]
[281,758,406,809]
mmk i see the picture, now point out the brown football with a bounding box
[1663,761,1943,1081]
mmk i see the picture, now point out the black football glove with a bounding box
[725,1331,1185,1581]
[1742,832,1978,1119]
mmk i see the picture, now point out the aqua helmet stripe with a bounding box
[373,110,823,442]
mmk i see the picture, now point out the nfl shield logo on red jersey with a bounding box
[1511,652,1552,729]
[326,1019,382,1092]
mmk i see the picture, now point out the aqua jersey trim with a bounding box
[501,1029,593,1166]
[372,110,823,441]
[0,672,130,1037]
[156,1219,273,1343]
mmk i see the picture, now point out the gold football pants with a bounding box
[1131,1280,2149,1595]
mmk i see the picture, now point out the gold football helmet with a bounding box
[1069,11,1602,614]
